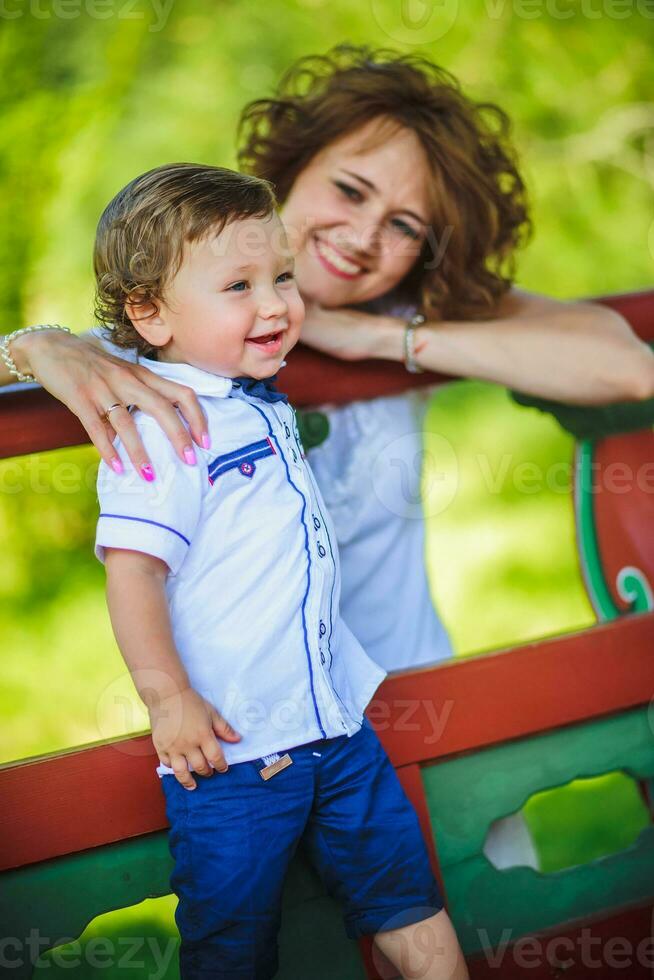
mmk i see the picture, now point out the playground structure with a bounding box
[0,289,653,978]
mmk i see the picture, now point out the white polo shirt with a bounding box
[94,353,387,775]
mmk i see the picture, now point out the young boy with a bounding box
[93,163,462,980]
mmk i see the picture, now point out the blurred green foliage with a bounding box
[1,0,652,963]
[2,0,652,758]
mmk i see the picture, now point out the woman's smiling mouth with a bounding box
[313,237,366,280]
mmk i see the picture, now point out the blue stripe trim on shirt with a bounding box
[209,444,274,478]
[305,466,337,670]
[98,513,190,547]
[208,438,276,479]
[209,437,271,467]
[304,464,358,725]
[248,403,326,740]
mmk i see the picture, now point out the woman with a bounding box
[2,43,653,956]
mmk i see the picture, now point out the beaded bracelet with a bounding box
[0,324,71,383]
[403,313,426,374]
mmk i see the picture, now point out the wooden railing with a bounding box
[1,289,653,979]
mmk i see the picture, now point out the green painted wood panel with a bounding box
[0,832,172,979]
[421,707,654,955]
[0,833,366,979]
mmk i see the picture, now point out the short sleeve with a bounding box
[95,418,205,575]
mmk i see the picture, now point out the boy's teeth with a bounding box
[316,240,362,274]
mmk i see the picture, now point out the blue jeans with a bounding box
[160,716,444,979]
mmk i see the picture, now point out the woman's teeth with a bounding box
[315,239,363,275]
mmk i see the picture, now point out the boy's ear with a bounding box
[124,294,172,348]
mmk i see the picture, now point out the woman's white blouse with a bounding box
[308,389,453,673]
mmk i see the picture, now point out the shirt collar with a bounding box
[136,354,233,397]
[135,354,289,400]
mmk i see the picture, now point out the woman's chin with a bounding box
[297,264,387,308]
[300,277,363,308]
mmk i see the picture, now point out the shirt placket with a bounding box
[268,403,347,733]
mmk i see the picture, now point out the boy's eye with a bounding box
[276,271,294,283]
[390,218,421,241]
[228,280,249,292]
[334,180,363,203]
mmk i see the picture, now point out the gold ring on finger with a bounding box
[102,402,124,423]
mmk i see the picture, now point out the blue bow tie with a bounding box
[232,374,288,404]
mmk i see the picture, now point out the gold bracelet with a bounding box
[0,324,71,383]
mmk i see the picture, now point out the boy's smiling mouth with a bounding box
[245,330,284,354]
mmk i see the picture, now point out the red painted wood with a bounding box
[0,384,89,459]
[596,289,654,343]
[369,612,654,769]
[0,733,167,873]
[1,289,652,460]
[590,429,654,614]
[396,764,448,899]
[1,612,652,874]
[466,900,654,978]
[279,344,447,408]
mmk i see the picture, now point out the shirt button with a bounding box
[320,651,326,664]
[284,424,291,438]
[317,543,326,558]
[319,621,327,637]
[313,515,321,530]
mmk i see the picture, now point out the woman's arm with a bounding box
[300,289,654,405]
[1,327,210,471]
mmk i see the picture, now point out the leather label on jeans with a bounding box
[259,753,293,781]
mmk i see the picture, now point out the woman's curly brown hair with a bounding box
[237,44,532,321]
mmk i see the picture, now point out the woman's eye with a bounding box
[276,271,294,283]
[334,180,363,203]
[391,218,421,241]
[228,280,249,292]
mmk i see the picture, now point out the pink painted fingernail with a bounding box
[110,457,124,475]
[201,431,211,449]
[140,464,155,482]
[184,447,197,465]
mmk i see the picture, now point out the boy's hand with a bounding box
[149,687,241,790]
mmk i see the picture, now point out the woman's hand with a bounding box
[9,328,210,475]
[300,302,404,362]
